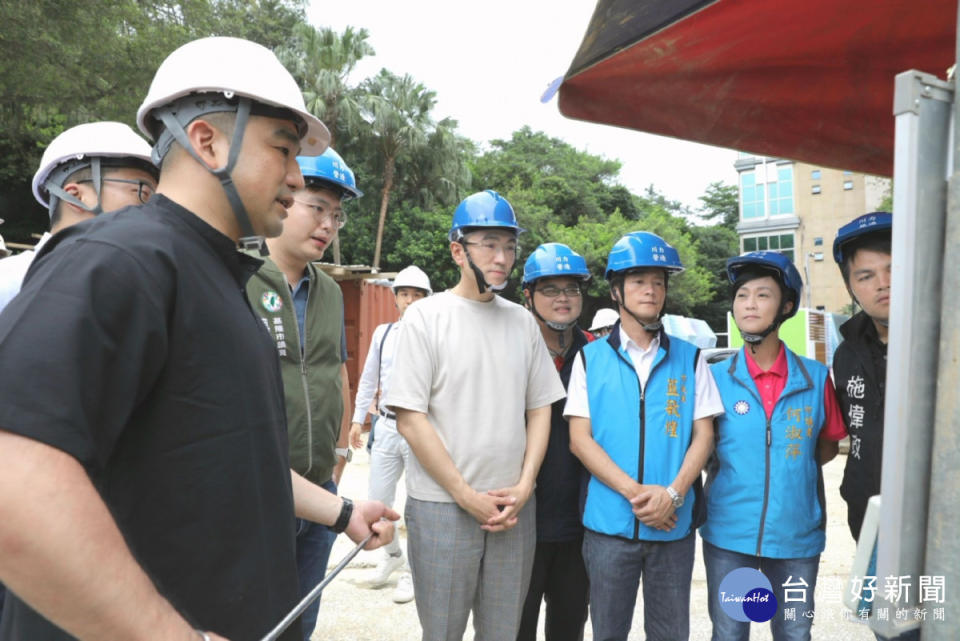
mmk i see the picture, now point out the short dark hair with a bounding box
[839,231,892,286]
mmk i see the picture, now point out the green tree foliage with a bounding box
[0,0,306,241]
[698,181,739,229]
[276,22,373,149]
[688,223,739,334]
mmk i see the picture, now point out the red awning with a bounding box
[558,0,956,176]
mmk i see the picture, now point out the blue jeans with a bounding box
[702,539,820,641]
[582,529,695,641]
[295,478,338,641]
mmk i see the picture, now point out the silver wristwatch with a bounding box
[666,485,683,508]
[335,447,352,463]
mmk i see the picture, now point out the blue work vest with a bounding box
[702,346,829,559]
[581,325,703,541]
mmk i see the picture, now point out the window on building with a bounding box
[812,185,821,194]
[843,180,854,190]
[742,233,795,261]
[740,164,794,219]
[814,237,823,246]
[843,170,853,176]
[811,169,821,180]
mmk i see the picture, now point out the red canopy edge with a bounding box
[559,0,956,176]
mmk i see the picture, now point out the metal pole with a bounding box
[870,70,952,638]
[921,5,960,638]
[260,533,374,641]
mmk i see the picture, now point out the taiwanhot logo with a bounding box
[718,568,778,623]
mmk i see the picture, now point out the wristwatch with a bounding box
[665,485,684,509]
[331,497,354,534]
[335,447,352,463]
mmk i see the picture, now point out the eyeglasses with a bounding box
[78,178,155,204]
[293,200,346,229]
[462,240,519,258]
[537,285,583,298]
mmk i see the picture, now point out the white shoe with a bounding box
[368,551,404,587]
[392,572,415,603]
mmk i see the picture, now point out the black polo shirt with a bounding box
[534,327,592,543]
[0,195,300,640]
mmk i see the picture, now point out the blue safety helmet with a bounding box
[726,251,803,321]
[522,243,591,286]
[297,147,362,200]
[448,190,525,241]
[605,231,684,281]
[833,212,892,264]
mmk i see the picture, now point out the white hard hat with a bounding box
[589,308,619,332]
[0,233,9,258]
[31,121,155,209]
[136,36,329,156]
[393,266,432,295]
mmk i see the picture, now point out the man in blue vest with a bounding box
[566,232,723,641]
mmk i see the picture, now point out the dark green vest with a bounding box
[245,257,343,485]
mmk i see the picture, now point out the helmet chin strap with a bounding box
[460,241,508,294]
[45,157,106,219]
[614,283,662,332]
[738,303,789,353]
[526,286,574,349]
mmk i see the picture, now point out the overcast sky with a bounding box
[307,0,740,211]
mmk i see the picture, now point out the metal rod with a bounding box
[260,533,374,641]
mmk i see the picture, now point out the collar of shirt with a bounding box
[619,325,660,387]
[744,341,788,381]
[157,194,263,285]
[744,341,788,418]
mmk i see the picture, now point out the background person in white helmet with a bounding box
[0,37,396,641]
[386,190,565,641]
[349,265,432,605]
[0,121,158,314]
[244,148,361,640]
[588,307,619,338]
[517,243,593,641]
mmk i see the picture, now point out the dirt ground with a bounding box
[313,449,879,640]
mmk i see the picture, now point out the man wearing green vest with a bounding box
[245,148,360,641]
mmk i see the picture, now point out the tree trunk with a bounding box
[372,156,395,272]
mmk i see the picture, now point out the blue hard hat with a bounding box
[522,243,591,286]
[833,212,892,264]
[726,251,803,320]
[448,190,525,241]
[605,232,684,280]
[297,147,362,199]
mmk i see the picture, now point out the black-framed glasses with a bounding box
[462,240,519,258]
[537,285,583,298]
[78,178,155,204]
[293,199,346,229]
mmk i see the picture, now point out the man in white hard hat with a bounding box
[244,149,362,640]
[0,37,396,641]
[588,307,619,338]
[0,121,159,314]
[349,265,432,605]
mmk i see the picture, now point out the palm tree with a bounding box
[276,23,374,148]
[276,24,373,263]
[361,70,436,271]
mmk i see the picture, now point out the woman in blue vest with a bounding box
[702,251,847,641]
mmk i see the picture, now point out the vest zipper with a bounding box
[287,274,313,476]
[756,415,772,555]
[635,384,645,540]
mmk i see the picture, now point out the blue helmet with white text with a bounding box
[297,147,362,199]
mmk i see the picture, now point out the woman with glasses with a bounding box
[517,243,593,641]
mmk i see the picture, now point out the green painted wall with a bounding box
[728,309,809,357]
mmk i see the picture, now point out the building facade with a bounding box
[734,153,890,314]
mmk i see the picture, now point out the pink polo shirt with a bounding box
[744,343,848,441]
